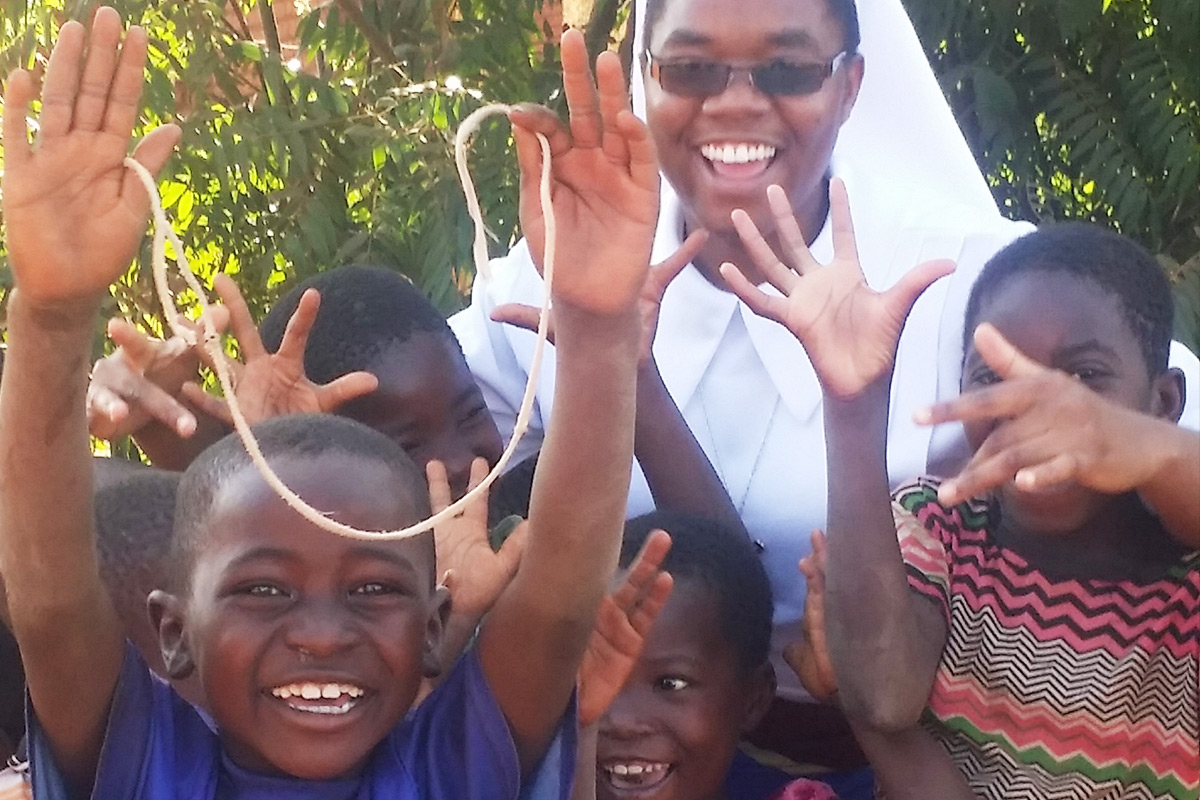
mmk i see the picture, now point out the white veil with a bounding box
[629,0,1004,227]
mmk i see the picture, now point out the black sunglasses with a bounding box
[645,51,849,98]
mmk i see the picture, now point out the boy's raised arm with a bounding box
[0,8,178,790]
[476,29,658,772]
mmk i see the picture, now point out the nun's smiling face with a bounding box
[642,0,862,254]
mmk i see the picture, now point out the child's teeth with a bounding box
[321,683,341,699]
[272,682,366,701]
[300,684,321,700]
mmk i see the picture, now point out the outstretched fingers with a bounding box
[1,70,34,168]
[647,229,708,299]
[884,258,955,323]
[559,29,602,149]
[972,323,1044,381]
[426,460,453,515]
[719,260,790,325]
[766,184,815,275]
[595,51,630,165]
[213,273,267,362]
[827,178,862,273]
[71,7,123,132]
[34,20,85,140]
[730,208,800,294]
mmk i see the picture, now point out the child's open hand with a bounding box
[1,7,180,307]
[178,275,378,425]
[921,323,1188,507]
[577,530,673,727]
[785,530,839,703]
[430,458,528,622]
[507,29,659,321]
[490,230,709,366]
[87,308,229,441]
[719,181,953,399]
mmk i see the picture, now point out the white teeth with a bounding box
[701,142,776,164]
[271,682,366,701]
[292,699,355,715]
[605,762,669,776]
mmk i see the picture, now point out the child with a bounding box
[0,8,657,797]
[576,510,839,800]
[723,185,1200,798]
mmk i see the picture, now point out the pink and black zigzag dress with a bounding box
[893,477,1199,800]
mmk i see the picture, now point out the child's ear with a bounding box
[740,662,777,734]
[1150,367,1186,423]
[147,590,196,680]
[421,584,452,679]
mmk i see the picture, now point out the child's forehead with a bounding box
[198,455,432,563]
[977,271,1132,342]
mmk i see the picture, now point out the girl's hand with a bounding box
[2,8,180,308]
[577,530,673,727]
[179,275,378,425]
[719,180,954,399]
[920,323,1192,508]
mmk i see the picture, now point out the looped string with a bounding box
[123,103,555,539]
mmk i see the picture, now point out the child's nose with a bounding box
[599,693,657,739]
[282,601,360,657]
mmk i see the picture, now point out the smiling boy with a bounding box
[0,7,658,799]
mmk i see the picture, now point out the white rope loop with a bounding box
[124,103,555,539]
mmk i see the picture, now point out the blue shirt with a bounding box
[28,644,575,800]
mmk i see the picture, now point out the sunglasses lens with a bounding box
[658,62,730,96]
[754,61,828,95]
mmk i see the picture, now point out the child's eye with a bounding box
[969,367,1001,386]
[458,404,490,427]
[351,582,399,597]
[654,676,691,692]
[240,583,287,599]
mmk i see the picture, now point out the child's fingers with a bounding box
[559,29,602,149]
[730,208,800,293]
[316,371,379,413]
[939,431,1058,505]
[85,385,129,437]
[106,318,164,370]
[425,459,452,514]
[884,258,955,326]
[462,456,492,521]
[100,23,149,136]
[35,19,85,140]
[973,323,1044,381]
[213,273,266,362]
[180,381,233,427]
[1,69,34,167]
[595,51,630,165]
[719,261,789,325]
[72,7,124,132]
[617,109,658,189]
[626,571,673,637]
[1015,453,1079,492]
[276,289,321,364]
[914,379,1038,426]
[609,530,672,613]
[766,184,815,275]
[810,528,828,568]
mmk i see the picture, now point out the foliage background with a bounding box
[0,0,1197,353]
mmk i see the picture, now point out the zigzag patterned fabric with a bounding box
[893,477,1200,800]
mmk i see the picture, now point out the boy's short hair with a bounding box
[258,265,455,385]
[964,223,1174,374]
[171,414,432,591]
[621,511,773,674]
[94,460,180,613]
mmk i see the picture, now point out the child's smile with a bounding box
[597,579,769,800]
[157,451,447,780]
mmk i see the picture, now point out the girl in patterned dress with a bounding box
[720,194,1199,798]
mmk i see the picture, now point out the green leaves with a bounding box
[906,0,1200,352]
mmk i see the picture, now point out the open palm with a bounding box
[508,30,659,319]
[720,181,954,399]
[1,9,179,306]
